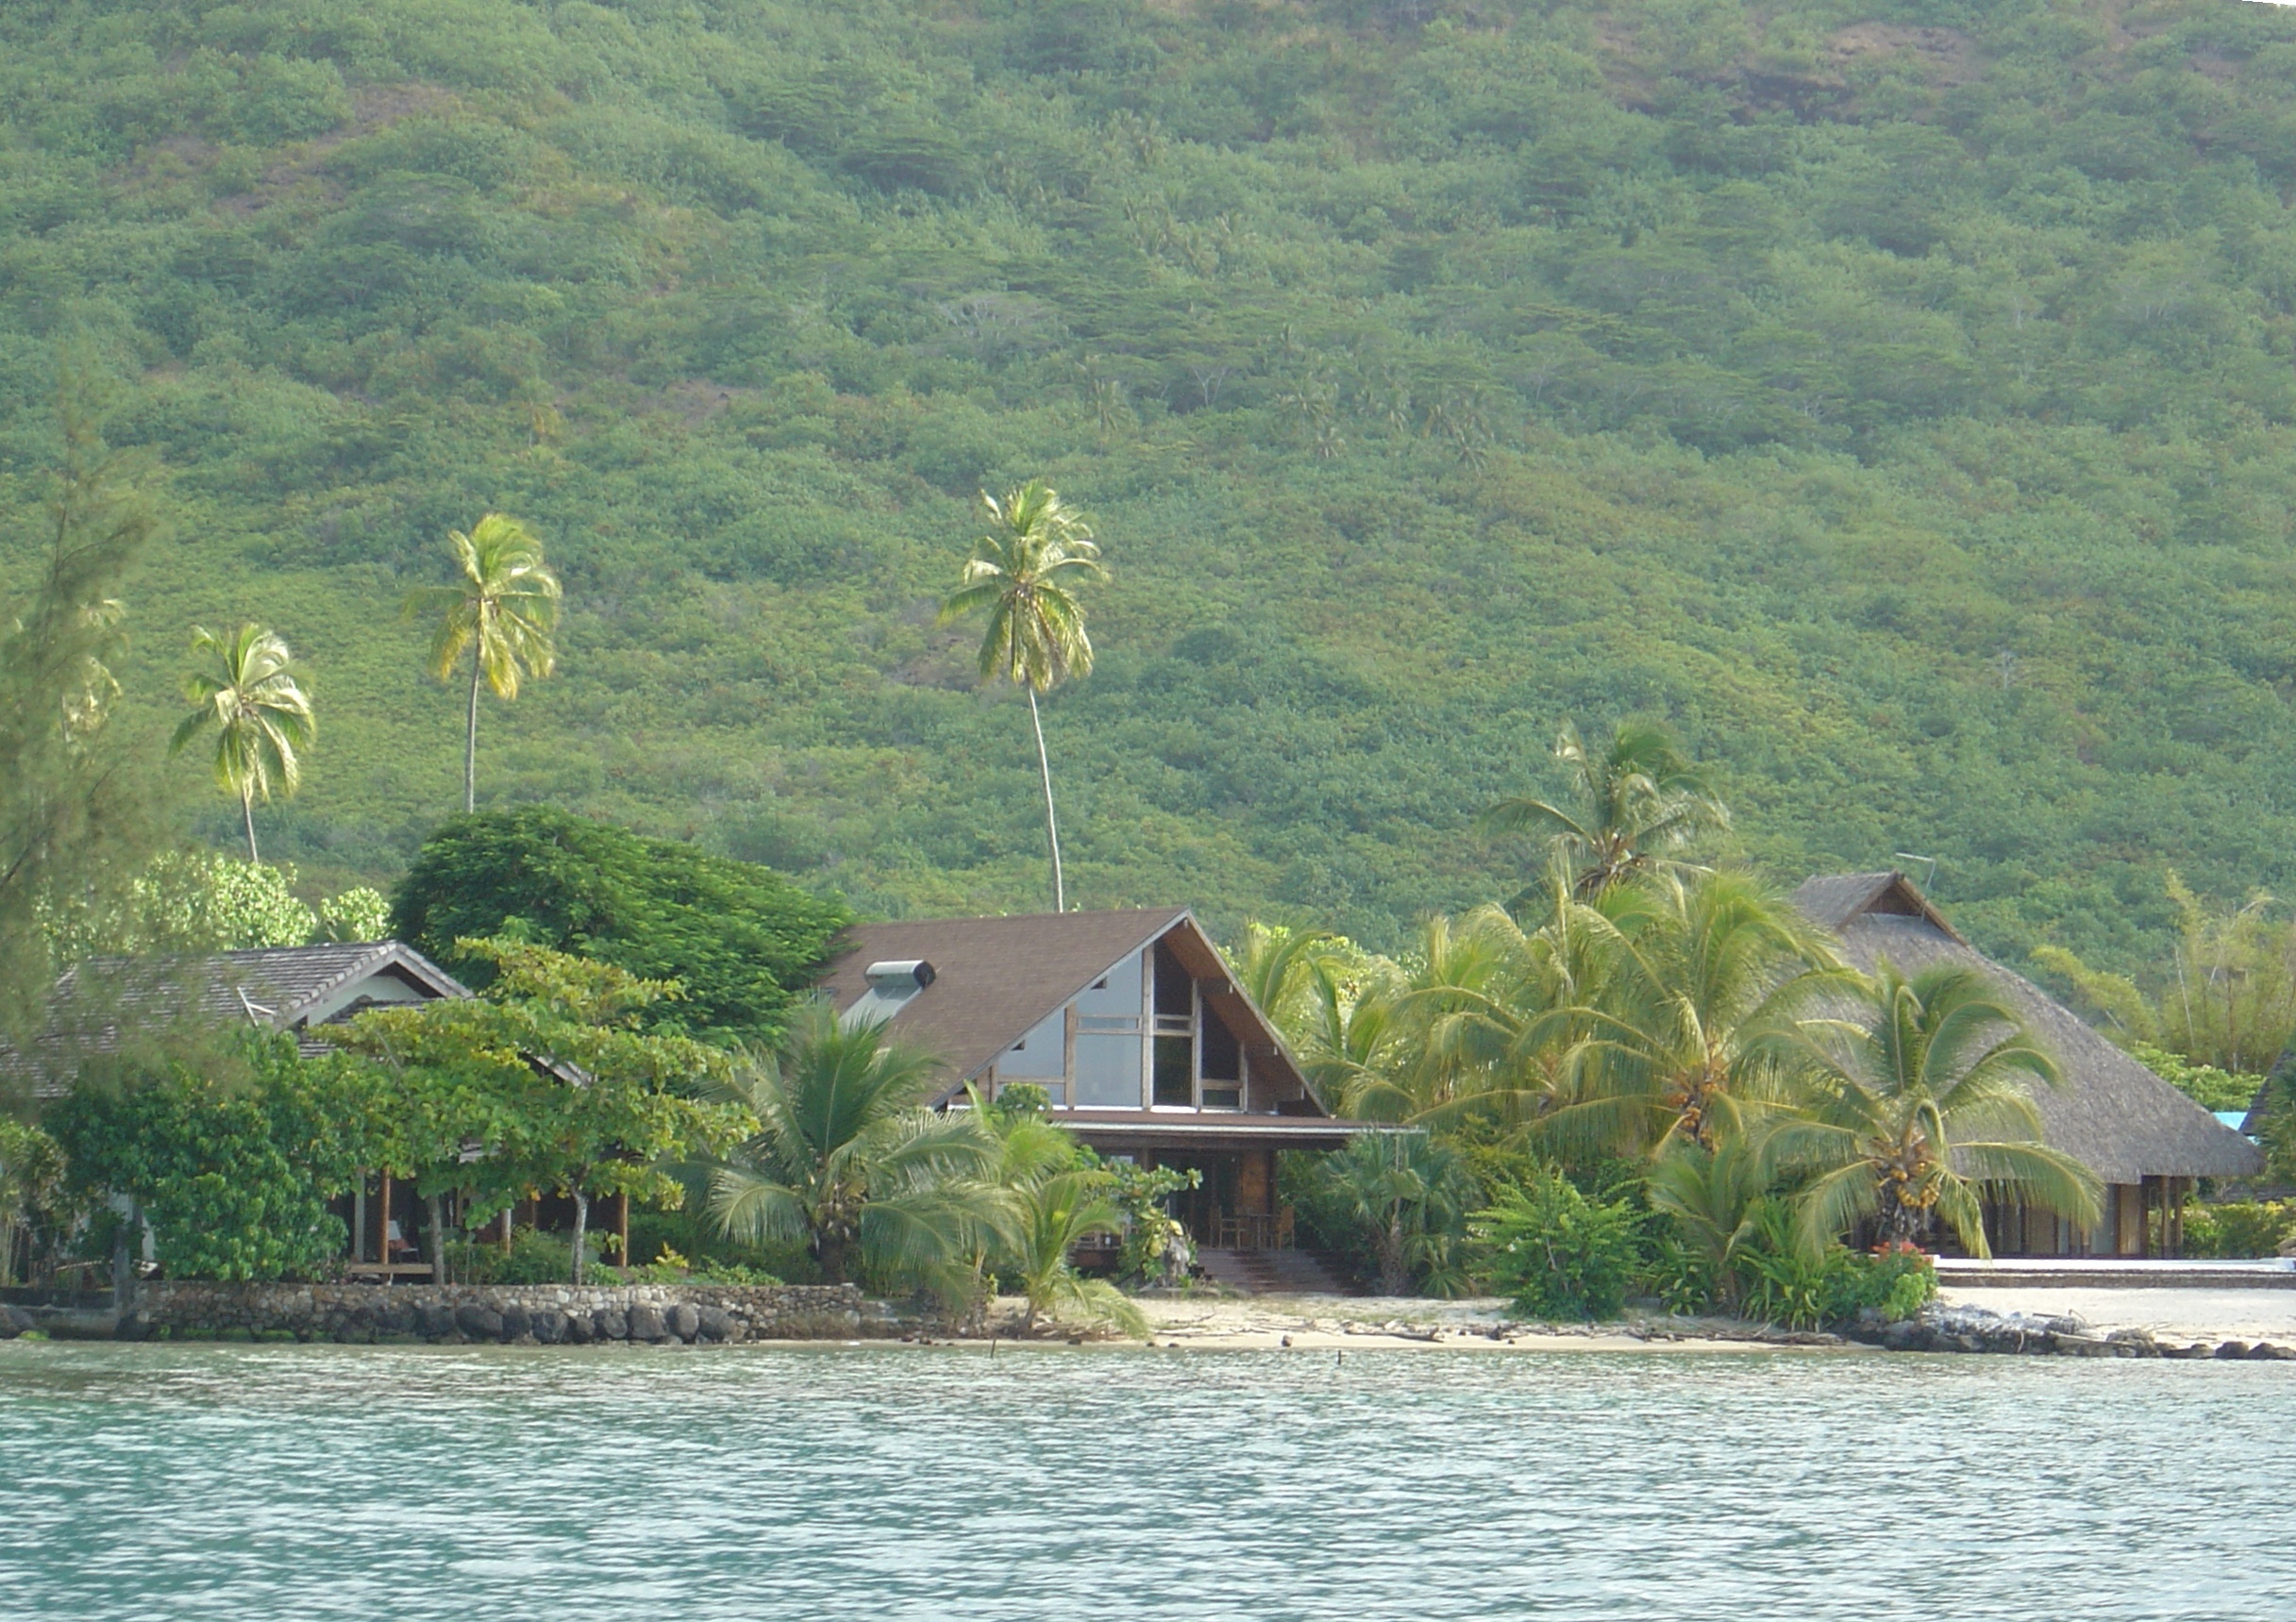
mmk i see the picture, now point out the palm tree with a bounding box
[1644,1131,1771,1309]
[709,1005,1005,1290]
[1006,1168,1147,1337]
[169,624,315,862]
[1770,958,2102,1256]
[401,513,561,814]
[1310,1130,1481,1296]
[1479,719,1730,901]
[1545,868,1843,1158]
[938,480,1107,912]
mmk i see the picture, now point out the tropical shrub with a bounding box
[2184,1201,2296,1260]
[1300,1131,1480,1297]
[47,1032,384,1281]
[1730,1202,1936,1330]
[451,1230,597,1287]
[1471,1165,1644,1322]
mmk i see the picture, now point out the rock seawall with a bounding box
[92,1281,891,1345]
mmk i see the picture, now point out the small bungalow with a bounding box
[7,941,471,1279]
[1791,872,2265,1257]
[819,907,1380,1251]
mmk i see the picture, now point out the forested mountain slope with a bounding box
[8,0,2296,968]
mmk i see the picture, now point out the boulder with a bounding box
[417,1303,458,1340]
[695,1306,737,1344]
[529,1311,566,1346]
[563,1311,595,1345]
[498,1304,532,1342]
[2217,1341,2252,1360]
[594,1308,628,1341]
[627,1303,667,1343]
[0,1304,36,1339]
[666,1303,700,1343]
[455,1304,505,1341]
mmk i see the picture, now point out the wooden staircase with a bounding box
[1193,1247,1354,1296]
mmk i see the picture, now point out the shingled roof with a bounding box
[1789,873,2263,1183]
[4,941,467,1094]
[817,907,1311,1105]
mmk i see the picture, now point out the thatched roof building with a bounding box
[1791,872,2262,1256]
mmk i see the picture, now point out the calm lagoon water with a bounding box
[0,1341,2288,1621]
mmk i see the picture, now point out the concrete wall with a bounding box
[115,1280,892,1344]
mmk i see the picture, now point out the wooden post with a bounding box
[378,1172,393,1283]
[617,1192,630,1272]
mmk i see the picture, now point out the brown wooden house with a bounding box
[1791,872,2264,1257]
[819,908,1380,1250]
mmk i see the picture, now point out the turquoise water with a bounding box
[0,1342,2287,1620]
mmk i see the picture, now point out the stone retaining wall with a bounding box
[113,1281,893,1346]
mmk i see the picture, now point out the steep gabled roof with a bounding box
[817,907,1312,1105]
[1791,874,2262,1183]
[1789,871,1966,943]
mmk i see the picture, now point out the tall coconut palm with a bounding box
[169,624,315,862]
[938,480,1107,912]
[1770,958,2102,1256]
[1545,869,1843,1158]
[401,513,561,814]
[1479,719,1730,901]
[709,1005,1005,1289]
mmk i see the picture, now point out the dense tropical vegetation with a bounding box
[12,0,2296,972]
[15,0,2296,1319]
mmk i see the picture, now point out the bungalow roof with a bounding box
[817,907,1314,1107]
[1789,874,2263,1183]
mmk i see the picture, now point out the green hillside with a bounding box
[8,0,2296,971]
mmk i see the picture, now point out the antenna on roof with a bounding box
[1893,853,1938,893]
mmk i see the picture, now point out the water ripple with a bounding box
[0,1343,2286,1620]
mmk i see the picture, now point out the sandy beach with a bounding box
[1041,1285,2296,1350]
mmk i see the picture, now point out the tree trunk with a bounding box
[111,1198,134,1311]
[426,1192,448,1284]
[1028,685,1065,911]
[571,1187,589,1285]
[241,785,260,863]
[464,641,483,815]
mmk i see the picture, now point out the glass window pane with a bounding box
[1073,1032,1141,1107]
[1152,1035,1193,1106]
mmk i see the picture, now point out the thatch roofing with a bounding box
[1790,873,2264,1183]
[818,907,1314,1107]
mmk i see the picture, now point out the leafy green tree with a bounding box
[332,937,743,1284]
[123,850,316,952]
[938,480,1107,912]
[2036,872,2296,1078]
[1479,720,1729,901]
[316,886,391,944]
[401,513,561,815]
[1771,958,2101,1255]
[170,624,314,864]
[0,1119,67,1286]
[0,378,159,1037]
[48,1031,386,1281]
[390,806,850,1046]
[709,1004,1004,1290]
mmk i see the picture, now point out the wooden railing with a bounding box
[1214,1209,1295,1251]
